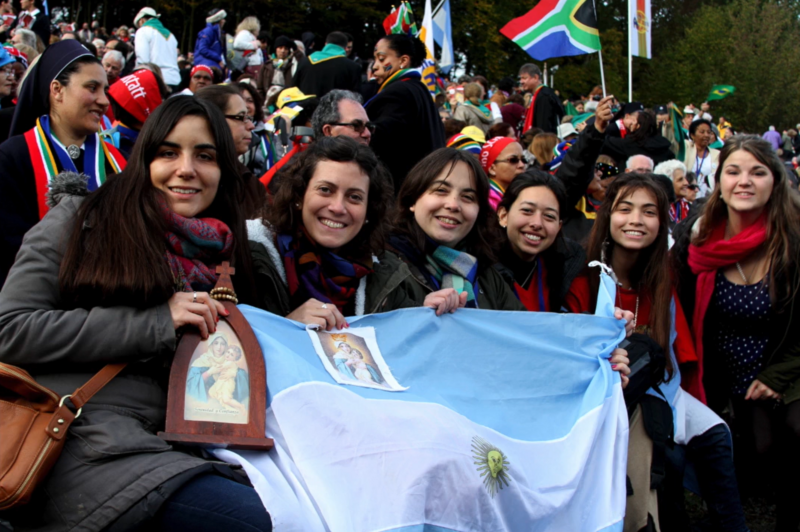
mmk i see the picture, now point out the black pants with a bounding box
[732,398,800,532]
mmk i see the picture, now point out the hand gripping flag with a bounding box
[707,85,736,102]
[214,271,629,532]
[500,0,602,61]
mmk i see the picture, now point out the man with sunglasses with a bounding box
[311,89,373,146]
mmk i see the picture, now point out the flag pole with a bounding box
[598,50,607,97]
[432,0,446,15]
[544,61,548,85]
[627,0,633,101]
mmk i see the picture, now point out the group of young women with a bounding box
[0,36,798,532]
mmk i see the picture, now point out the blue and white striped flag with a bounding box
[432,0,454,73]
[217,272,629,532]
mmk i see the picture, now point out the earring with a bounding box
[295,203,300,209]
[365,219,369,224]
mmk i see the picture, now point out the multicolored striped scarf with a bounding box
[277,229,373,312]
[160,198,234,292]
[425,244,479,308]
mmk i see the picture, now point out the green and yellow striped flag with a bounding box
[707,85,735,102]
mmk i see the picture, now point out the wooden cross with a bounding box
[214,261,236,291]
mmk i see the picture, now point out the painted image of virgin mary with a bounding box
[186,332,249,404]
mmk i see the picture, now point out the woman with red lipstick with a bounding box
[0,40,127,286]
[0,96,271,531]
[672,135,800,531]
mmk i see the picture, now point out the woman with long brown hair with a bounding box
[673,135,800,531]
[0,96,271,531]
[567,173,748,532]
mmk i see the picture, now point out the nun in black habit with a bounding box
[0,40,127,286]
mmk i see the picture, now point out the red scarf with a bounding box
[685,216,768,403]
[522,85,544,133]
[615,119,627,138]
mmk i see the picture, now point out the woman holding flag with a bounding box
[0,40,126,286]
[366,33,444,190]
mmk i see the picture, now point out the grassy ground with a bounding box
[685,491,779,532]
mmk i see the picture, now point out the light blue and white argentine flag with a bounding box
[432,0,454,73]
[216,273,629,532]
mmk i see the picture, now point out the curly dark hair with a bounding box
[263,137,395,257]
[394,147,501,268]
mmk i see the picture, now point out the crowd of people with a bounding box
[1,3,799,532]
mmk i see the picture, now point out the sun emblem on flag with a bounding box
[471,436,510,497]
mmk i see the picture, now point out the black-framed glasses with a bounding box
[225,114,255,124]
[495,156,527,166]
[329,120,376,134]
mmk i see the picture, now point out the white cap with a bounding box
[134,7,159,27]
[558,123,578,140]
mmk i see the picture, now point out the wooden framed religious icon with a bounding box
[158,262,274,450]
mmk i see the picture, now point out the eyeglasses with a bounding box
[225,114,255,124]
[0,67,15,78]
[495,156,527,166]
[329,120,376,134]
[687,184,699,191]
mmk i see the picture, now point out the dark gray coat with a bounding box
[0,195,238,531]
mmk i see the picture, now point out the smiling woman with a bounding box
[0,40,128,286]
[0,96,272,530]
[388,147,525,312]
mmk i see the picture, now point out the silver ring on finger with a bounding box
[193,292,197,303]
[321,303,328,309]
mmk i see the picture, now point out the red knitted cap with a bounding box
[108,69,162,125]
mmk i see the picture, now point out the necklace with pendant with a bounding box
[67,145,81,159]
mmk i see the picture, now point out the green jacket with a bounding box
[247,224,421,316]
[391,248,526,312]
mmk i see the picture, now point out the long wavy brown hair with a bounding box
[585,173,674,377]
[692,135,800,310]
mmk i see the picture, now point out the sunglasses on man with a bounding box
[328,120,376,134]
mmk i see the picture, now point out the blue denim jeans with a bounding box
[153,473,272,532]
[661,424,749,532]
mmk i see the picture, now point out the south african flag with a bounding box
[383,2,418,36]
[500,0,601,61]
[707,85,736,101]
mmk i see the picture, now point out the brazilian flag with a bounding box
[707,85,736,102]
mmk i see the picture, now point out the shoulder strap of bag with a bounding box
[70,363,127,408]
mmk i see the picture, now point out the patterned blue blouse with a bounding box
[713,270,772,395]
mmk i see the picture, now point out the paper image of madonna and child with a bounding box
[309,328,407,392]
[185,324,250,423]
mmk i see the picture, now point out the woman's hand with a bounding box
[286,298,348,331]
[168,291,228,339]
[609,348,631,388]
[614,307,635,337]
[593,95,615,133]
[423,288,467,316]
[745,379,781,400]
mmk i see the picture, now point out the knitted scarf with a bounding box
[277,229,373,312]
[143,18,171,40]
[161,200,234,293]
[425,244,479,308]
[685,216,768,403]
